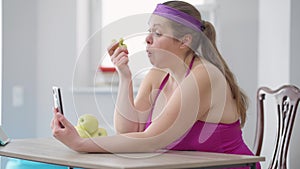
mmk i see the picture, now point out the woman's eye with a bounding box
[154,31,162,37]
[148,29,162,37]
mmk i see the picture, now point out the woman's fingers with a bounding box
[110,46,129,68]
[107,38,128,56]
[112,51,128,64]
[50,117,54,129]
[111,46,128,58]
[52,114,70,137]
[51,110,66,129]
[116,56,129,66]
[57,113,73,129]
[107,40,131,76]
[51,108,59,129]
[54,107,59,113]
[107,40,119,56]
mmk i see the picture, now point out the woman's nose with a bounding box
[145,34,153,45]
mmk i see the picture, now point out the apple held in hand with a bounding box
[112,38,127,48]
[118,38,127,48]
[77,114,99,134]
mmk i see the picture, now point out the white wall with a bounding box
[0,0,2,125]
[35,0,77,137]
[290,0,300,87]
[217,0,258,148]
[2,0,38,138]
[287,0,300,168]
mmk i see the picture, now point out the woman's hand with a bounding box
[51,109,83,152]
[107,40,131,78]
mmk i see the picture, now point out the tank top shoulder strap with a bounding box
[153,73,169,108]
[144,73,169,129]
[185,55,196,77]
[159,73,170,90]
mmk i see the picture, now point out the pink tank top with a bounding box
[143,56,261,169]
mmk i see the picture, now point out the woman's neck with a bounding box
[166,53,195,82]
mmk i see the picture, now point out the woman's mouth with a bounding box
[146,50,152,57]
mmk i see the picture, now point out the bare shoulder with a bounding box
[135,67,168,100]
[190,59,226,86]
[142,67,169,89]
[134,67,168,111]
[145,67,168,79]
[188,59,227,104]
[188,58,229,121]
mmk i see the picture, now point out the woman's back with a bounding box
[146,58,240,125]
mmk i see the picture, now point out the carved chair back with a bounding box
[254,85,300,169]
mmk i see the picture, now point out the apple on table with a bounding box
[75,114,107,138]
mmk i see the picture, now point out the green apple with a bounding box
[91,127,108,137]
[118,38,127,48]
[77,114,99,135]
[75,125,91,138]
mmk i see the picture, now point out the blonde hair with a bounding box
[163,1,248,127]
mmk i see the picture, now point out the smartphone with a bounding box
[52,86,64,114]
[52,86,64,128]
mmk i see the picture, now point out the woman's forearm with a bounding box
[73,132,160,153]
[114,75,139,133]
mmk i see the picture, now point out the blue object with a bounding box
[5,158,82,169]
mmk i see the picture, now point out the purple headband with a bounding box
[152,4,204,32]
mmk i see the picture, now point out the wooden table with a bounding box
[0,138,264,169]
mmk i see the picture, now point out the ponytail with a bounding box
[201,20,249,127]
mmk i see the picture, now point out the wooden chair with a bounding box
[253,85,300,169]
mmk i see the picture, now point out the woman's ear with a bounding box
[180,34,193,49]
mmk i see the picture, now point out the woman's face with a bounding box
[145,15,182,68]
